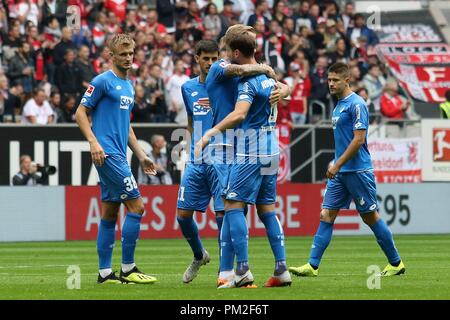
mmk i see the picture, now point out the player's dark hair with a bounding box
[195,40,219,56]
[228,32,256,58]
[328,62,350,78]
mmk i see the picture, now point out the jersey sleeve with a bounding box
[350,100,369,131]
[181,84,193,117]
[80,75,105,109]
[206,60,229,84]
[236,79,256,105]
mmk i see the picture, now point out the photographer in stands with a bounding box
[12,154,55,186]
[138,135,173,185]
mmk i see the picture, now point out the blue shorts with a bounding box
[96,154,141,203]
[225,155,278,205]
[322,170,379,214]
[177,164,225,212]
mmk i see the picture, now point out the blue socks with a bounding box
[370,219,401,265]
[177,216,204,260]
[226,208,248,265]
[219,214,234,271]
[97,219,116,269]
[259,212,286,273]
[309,221,334,268]
[121,213,142,264]
[216,215,223,252]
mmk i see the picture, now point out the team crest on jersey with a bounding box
[332,116,339,129]
[120,96,133,110]
[85,85,95,96]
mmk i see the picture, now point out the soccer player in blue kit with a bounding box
[197,27,292,288]
[75,34,157,284]
[289,62,405,278]
[176,40,221,283]
[177,36,280,285]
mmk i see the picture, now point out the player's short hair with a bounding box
[228,31,256,58]
[328,62,350,78]
[195,40,219,56]
[108,33,135,54]
[223,24,255,48]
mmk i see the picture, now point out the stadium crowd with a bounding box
[0,0,405,126]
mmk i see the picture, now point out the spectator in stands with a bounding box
[147,64,170,123]
[273,0,288,27]
[309,55,330,115]
[294,0,316,33]
[185,0,205,41]
[41,0,67,28]
[12,154,49,186]
[357,87,379,124]
[439,90,450,119]
[132,84,152,123]
[380,81,410,120]
[0,74,21,123]
[203,3,222,40]
[232,0,255,26]
[104,0,127,24]
[347,13,379,48]
[53,26,76,67]
[349,63,363,91]
[264,32,286,72]
[138,134,173,185]
[21,88,54,124]
[75,45,96,95]
[247,0,270,34]
[219,0,236,38]
[55,49,80,97]
[166,60,190,125]
[363,64,386,109]
[7,41,34,94]
[284,63,311,125]
[49,90,61,123]
[59,93,77,123]
[2,23,22,63]
[327,38,350,65]
[156,0,177,34]
[341,1,354,32]
[324,19,344,54]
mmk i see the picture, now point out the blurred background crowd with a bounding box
[0,0,412,126]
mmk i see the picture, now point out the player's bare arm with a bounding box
[224,63,276,79]
[195,101,251,157]
[75,104,105,166]
[127,124,157,176]
[327,129,366,179]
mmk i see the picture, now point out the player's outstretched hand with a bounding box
[141,157,157,176]
[90,141,106,166]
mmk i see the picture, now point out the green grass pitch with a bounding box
[0,235,449,300]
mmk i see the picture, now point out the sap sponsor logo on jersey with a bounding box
[261,78,276,89]
[85,85,95,96]
[120,96,134,110]
[193,102,211,116]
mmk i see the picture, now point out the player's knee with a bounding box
[320,209,336,223]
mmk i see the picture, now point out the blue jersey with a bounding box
[332,92,372,172]
[205,59,241,147]
[236,74,279,156]
[81,70,134,158]
[181,76,213,162]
